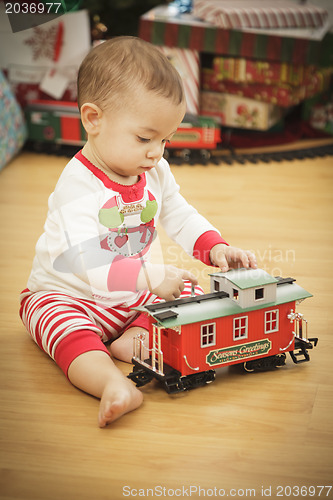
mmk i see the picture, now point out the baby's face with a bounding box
[92,88,186,180]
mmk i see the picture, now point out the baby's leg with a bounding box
[110,280,204,363]
[20,290,144,427]
[110,326,149,363]
[67,350,143,427]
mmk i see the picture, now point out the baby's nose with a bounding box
[147,143,164,159]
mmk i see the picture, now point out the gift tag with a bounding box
[39,68,69,99]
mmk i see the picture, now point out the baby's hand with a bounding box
[137,263,198,302]
[210,244,257,273]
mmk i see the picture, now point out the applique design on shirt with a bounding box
[99,187,158,257]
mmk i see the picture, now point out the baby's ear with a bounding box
[80,103,102,135]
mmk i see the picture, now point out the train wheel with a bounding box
[243,354,286,372]
[180,149,191,162]
[163,374,185,394]
[32,141,44,153]
[51,143,62,155]
[275,353,287,367]
[200,149,211,161]
[180,370,216,391]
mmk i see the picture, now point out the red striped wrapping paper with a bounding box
[193,0,328,30]
[139,6,333,66]
[159,46,200,115]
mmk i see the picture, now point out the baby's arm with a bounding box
[210,243,257,272]
[136,263,198,302]
[136,244,257,301]
[136,245,256,301]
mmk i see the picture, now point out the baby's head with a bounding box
[77,36,185,113]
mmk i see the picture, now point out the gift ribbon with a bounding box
[50,21,64,76]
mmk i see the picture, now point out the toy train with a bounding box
[127,268,318,393]
[24,100,221,160]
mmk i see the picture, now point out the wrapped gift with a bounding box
[200,91,284,130]
[0,7,91,108]
[158,46,200,115]
[202,67,333,107]
[0,71,27,170]
[139,5,333,66]
[193,0,328,30]
[212,57,316,86]
[202,69,302,106]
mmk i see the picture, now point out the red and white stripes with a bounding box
[193,1,328,30]
[159,46,200,115]
[19,288,153,367]
[19,281,204,374]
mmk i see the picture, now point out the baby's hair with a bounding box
[77,36,185,111]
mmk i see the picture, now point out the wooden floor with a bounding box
[1,149,332,499]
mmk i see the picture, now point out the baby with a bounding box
[20,37,257,427]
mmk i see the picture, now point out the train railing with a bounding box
[133,332,164,376]
[287,310,308,342]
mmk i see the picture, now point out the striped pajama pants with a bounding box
[19,281,204,376]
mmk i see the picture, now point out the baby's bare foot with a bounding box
[98,378,143,427]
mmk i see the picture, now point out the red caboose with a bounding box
[129,269,317,393]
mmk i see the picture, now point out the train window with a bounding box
[201,323,216,348]
[214,280,220,292]
[233,288,239,300]
[233,316,248,340]
[265,310,279,333]
[255,288,264,300]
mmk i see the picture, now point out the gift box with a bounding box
[0,6,91,108]
[212,57,316,86]
[139,5,333,66]
[201,67,333,107]
[200,91,284,130]
[158,46,200,115]
[0,71,27,170]
[193,0,328,30]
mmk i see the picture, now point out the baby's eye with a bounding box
[137,136,150,143]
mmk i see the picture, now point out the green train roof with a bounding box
[210,268,278,289]
[135,279,312,328]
